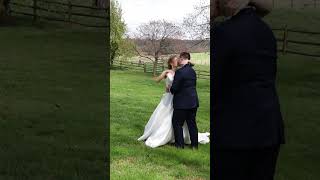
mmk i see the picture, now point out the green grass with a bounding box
[275,54,320,180]
[110,71,210,179]
[110,51,320,180]
[0,18,107,179]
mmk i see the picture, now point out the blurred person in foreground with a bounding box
[211,0,285,179]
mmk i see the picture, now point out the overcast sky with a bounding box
[117,0,203,35]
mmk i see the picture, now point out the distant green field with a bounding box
[191,52,210,66]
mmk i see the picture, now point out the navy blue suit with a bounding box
[170,63,199,148]
[211,8,285,180]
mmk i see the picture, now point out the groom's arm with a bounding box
[170,70,183,94]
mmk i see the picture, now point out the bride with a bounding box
[138,55,210,148]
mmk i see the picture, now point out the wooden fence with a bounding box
[271,0,320,8]
[272,26,320,58]
[111,61,210,80]
[9,0,108,28]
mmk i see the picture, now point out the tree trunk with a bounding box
[153,58,158,76]
[0,0,5,18]
[1,0,10,17]
[272,0,275,8]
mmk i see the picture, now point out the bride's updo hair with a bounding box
[167,55,177,70]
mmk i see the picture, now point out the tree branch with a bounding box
[133,45,154,62]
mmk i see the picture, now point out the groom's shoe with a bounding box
[176,145,184,149]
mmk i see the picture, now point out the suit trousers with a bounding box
[172,108,198,148]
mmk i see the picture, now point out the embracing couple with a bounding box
[138,52,210,149]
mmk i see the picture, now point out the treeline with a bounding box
[131,38,209,54]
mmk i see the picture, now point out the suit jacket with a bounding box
[211,8,285,148]
[170,63,199,109]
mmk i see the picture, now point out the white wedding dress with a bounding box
[138,73,210,148]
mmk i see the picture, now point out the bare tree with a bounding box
[134,20,182,76]
[183,0,210,42]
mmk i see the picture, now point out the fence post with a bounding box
[33,0,38,23]
[143,63,146,73]
[291,0,293,8]
[282,25,288,55]
[68,1,72,23]
[272,0,275,8]
[314,0,317,8]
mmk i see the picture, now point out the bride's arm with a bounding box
[153,70,169,83]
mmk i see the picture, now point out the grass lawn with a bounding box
[0,17,107,179]
[110,52,320,180]
[110,71,210,179]
[265,9,320,179]
[275,54,320,180]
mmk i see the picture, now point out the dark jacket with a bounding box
[170,63,199,109]
[211,8,285,148]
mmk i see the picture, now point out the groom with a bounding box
[169,52,199,149]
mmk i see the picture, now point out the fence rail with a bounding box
[111,61,210,80]
[9,0,108,28]
[112,26,320,79]
[270,0,320,8]
[38,0,108,10]
[272,26,320,58]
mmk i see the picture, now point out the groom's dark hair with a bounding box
[180,52,191,60]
